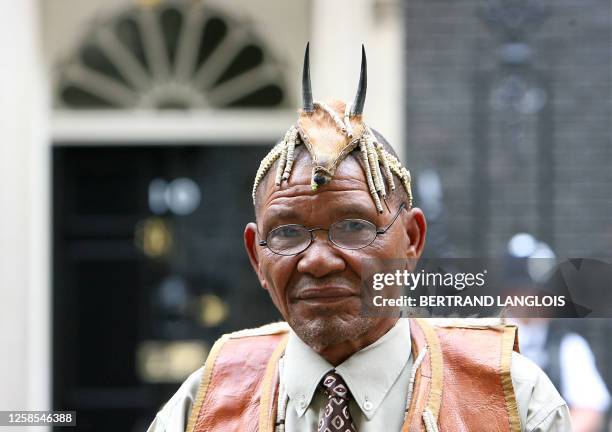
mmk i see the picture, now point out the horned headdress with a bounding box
[252,43,413,213]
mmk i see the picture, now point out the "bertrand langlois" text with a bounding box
[372,295,566,308]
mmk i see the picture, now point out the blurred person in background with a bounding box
[517,318,610,432]
[506,233,610,432]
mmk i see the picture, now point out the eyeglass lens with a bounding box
[266,219,378,255]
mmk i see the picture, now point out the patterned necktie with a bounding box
[317,370,356,432]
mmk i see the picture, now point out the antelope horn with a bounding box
[350,45,367,116]
[302,42,314,112]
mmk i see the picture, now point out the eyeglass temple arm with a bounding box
[377,202,407,234]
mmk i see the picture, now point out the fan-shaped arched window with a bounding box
[55,1,288,110]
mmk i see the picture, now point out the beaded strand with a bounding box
[252,125,413,211]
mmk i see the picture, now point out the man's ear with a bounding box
[403,208,427,258]
[244,222,269,290]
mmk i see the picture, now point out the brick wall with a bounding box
[403,2,612,426]
[403,0,611,257]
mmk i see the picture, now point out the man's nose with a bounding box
[296,231,346,277]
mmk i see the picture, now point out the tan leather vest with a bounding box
[185,319,521,432]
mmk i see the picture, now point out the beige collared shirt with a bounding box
[147,319,573,431]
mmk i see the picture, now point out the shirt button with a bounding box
[364,400,373,411]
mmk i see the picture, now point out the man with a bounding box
[148,45,572,432]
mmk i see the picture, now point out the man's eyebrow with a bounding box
[260,207,302,229]
[261,203,378,230]
[328,204,377,220]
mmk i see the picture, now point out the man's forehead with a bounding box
[262,190,377,222]
[258,149,370,210]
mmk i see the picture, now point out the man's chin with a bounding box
[288,314,377,352]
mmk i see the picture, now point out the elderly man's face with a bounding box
[245,151,426,351]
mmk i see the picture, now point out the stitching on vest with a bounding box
[423,409,440,432]
[405,345,429,420]
[415,319,444,422]
[427,317,504,327]
[185,334,230,432]
[258,335,289,432]
[501,326,522,432]
[229,321,290,339]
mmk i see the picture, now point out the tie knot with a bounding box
[320,371,350,400]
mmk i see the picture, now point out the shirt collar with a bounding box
[282,318,411,420]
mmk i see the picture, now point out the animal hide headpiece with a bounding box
[252,43,412,213]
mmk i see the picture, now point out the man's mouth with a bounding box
[293,287,358,304]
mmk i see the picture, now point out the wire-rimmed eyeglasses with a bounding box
[258,202,407,256]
